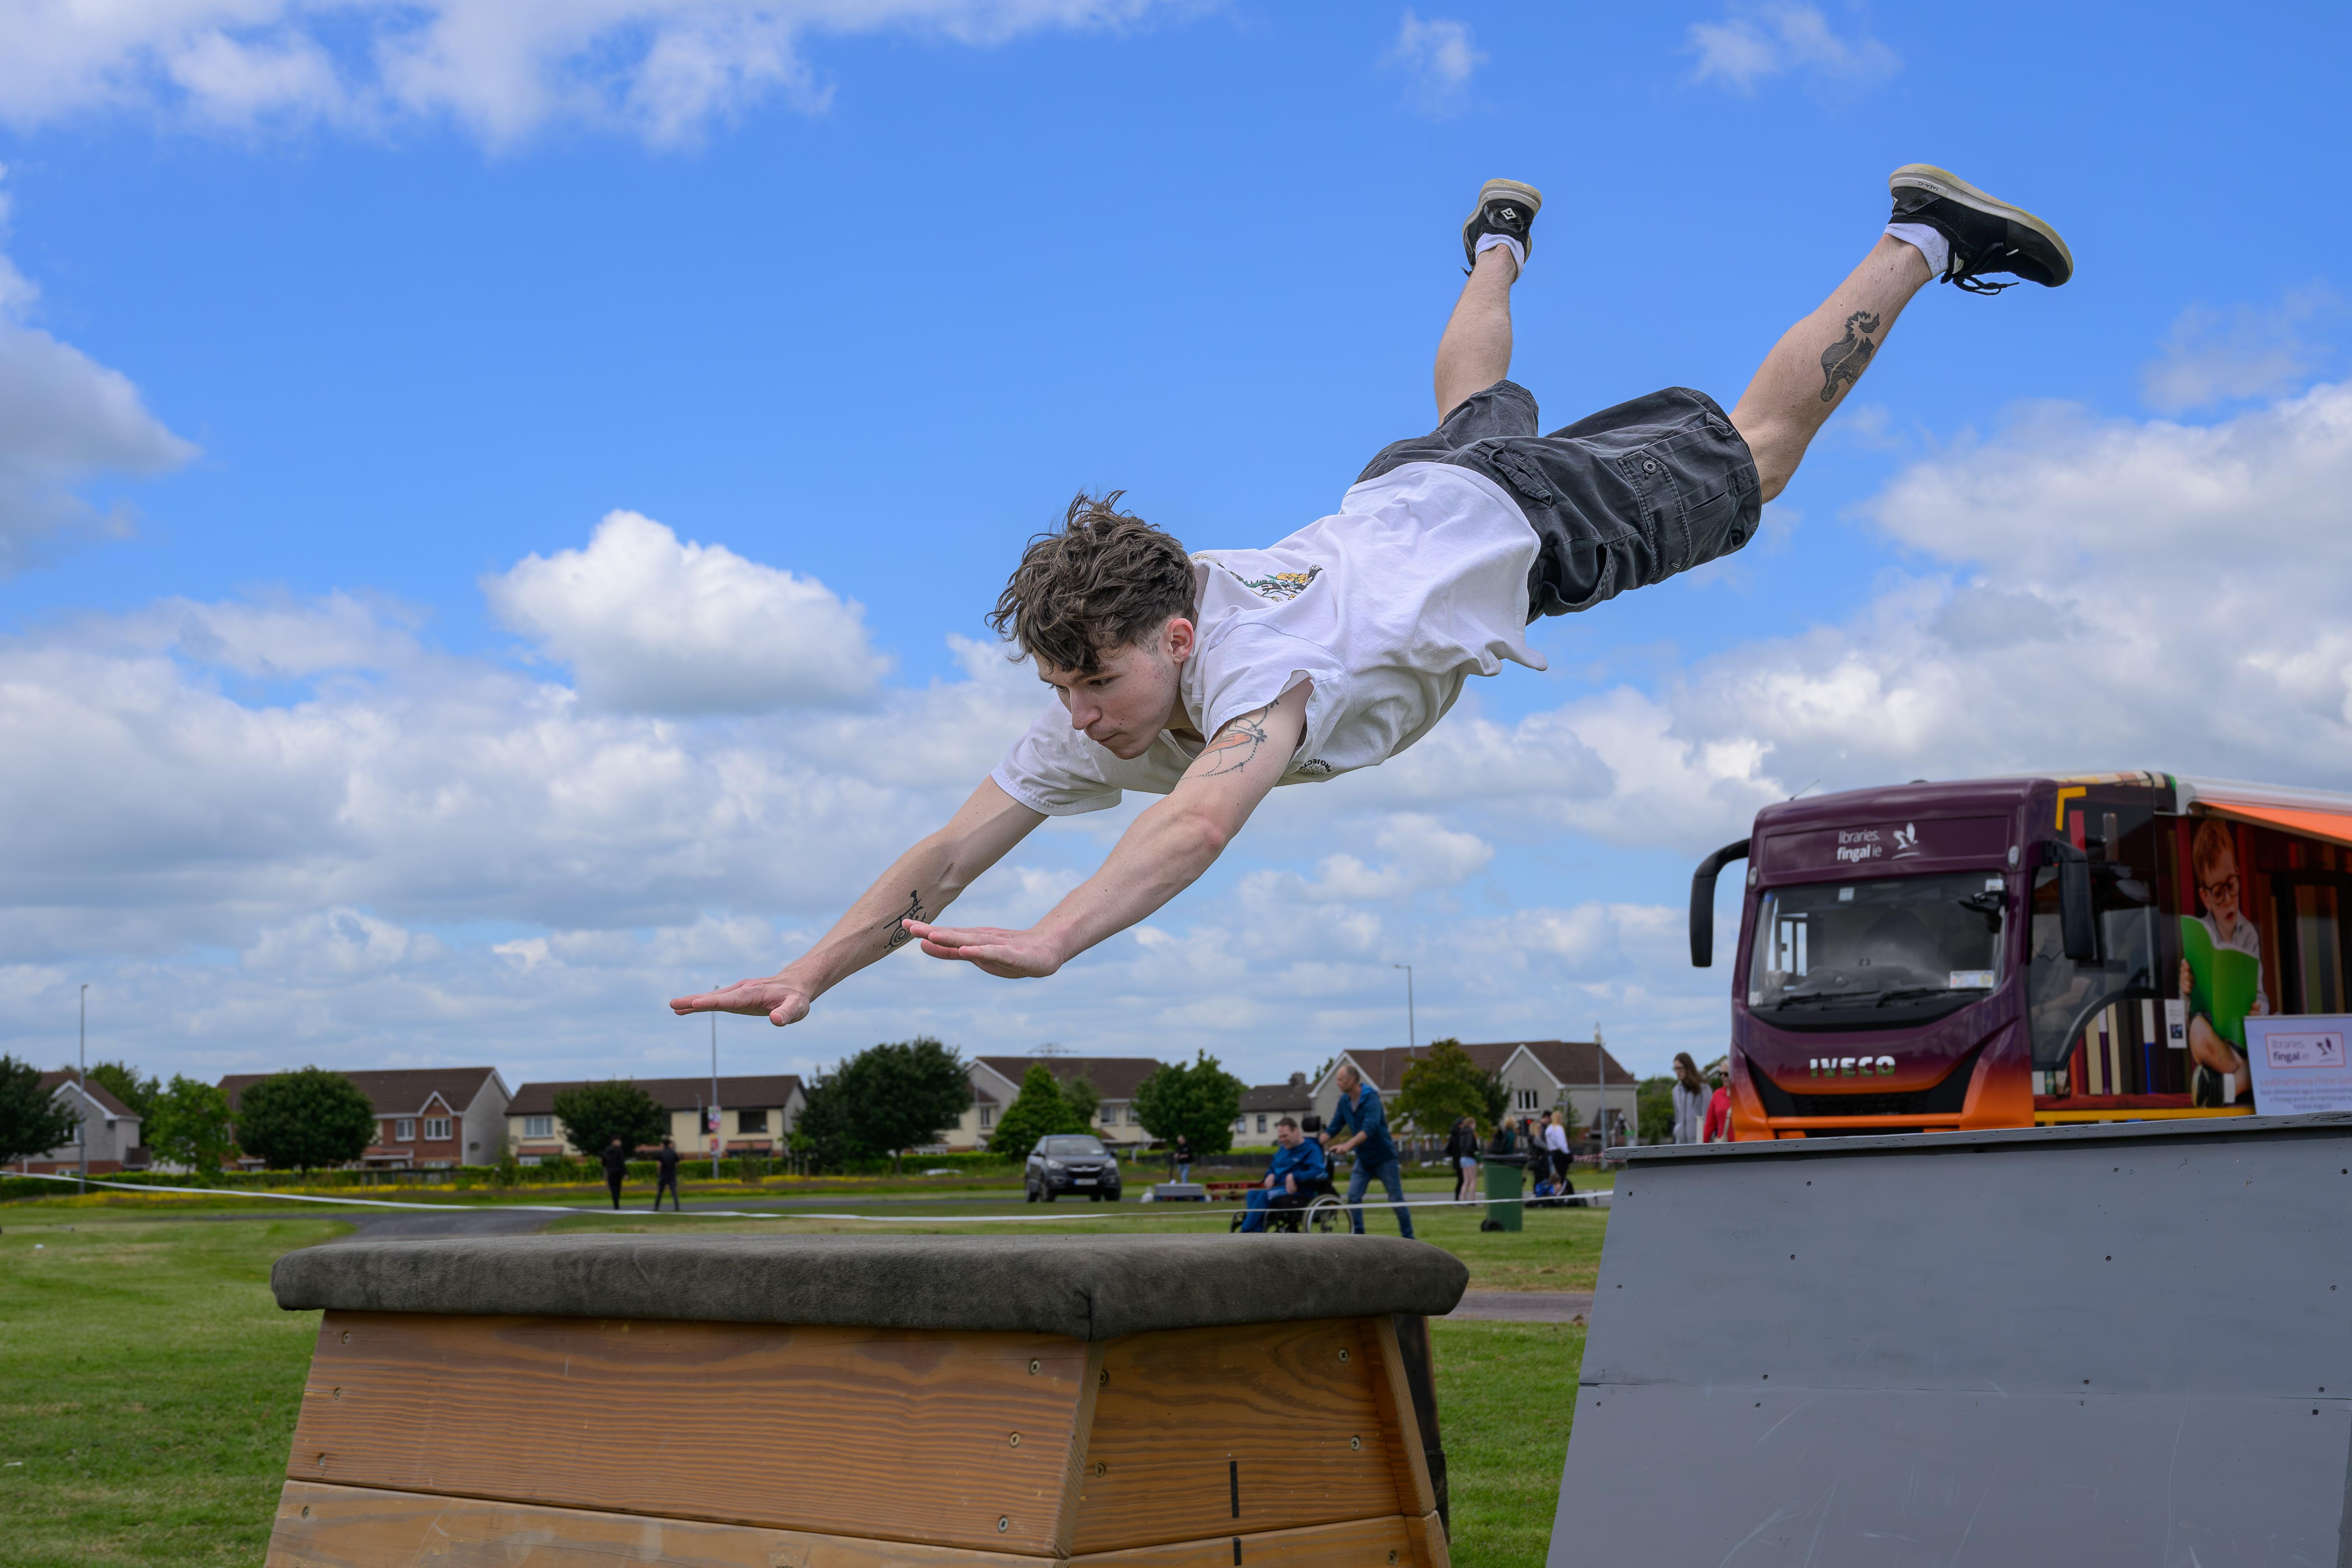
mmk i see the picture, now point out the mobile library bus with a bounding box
[1690,772,2352,1139]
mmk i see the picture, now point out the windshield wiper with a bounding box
[1872,986,1973,1006]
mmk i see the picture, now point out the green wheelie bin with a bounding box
[1482,1153,1527,1232]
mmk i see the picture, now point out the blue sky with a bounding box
[1,1,2347,1095]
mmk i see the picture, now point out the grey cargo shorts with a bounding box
[1357,380,1764,620]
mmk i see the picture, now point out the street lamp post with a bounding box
[78,984,89,1196]
[710,1010,721,1182]
[1391,964,1415,1050]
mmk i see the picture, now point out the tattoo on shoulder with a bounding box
[1818,310,1882,403]
[1189,704,1275,780]
[882,890,925,950]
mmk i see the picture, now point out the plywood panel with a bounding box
[1359,1319,1435,1520]
[264,1481,1056,1568]
[1067,1512,1425,1567]
[1069,1318,1398,1554]
[289,1311,1088,1556]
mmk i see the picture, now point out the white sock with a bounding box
[1885,221,1948,278]
[1474,231,1526,272]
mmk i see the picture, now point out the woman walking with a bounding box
[1444,1115,1480,1203]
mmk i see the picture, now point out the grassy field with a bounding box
[0,1193,1602,1567]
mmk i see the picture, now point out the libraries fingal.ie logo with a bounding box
[2265,1030,2348,1071]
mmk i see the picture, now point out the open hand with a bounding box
[669,977,814,1027]
[903,920,1064,980]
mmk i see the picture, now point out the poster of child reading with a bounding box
[2180,818,2269,1107]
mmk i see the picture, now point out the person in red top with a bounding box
[1702,1077,1735,1143]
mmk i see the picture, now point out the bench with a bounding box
[1203,1180,1256,1202]
[262,1232,1467,1566]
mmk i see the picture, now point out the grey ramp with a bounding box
[271,1232,1468,1340]
[1555,1114,2352,1567]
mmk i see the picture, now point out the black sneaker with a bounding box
[1888,164,2074,292]
[1462,178,1542,271]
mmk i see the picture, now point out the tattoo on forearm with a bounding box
[1818,310,1882,403]
[881,890,925,950]
[1190,704,1274,779]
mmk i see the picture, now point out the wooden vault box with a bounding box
[263,1233,1467,1568]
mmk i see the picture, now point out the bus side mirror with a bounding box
[1690,839,1753,967]
[2045,839,2097,961]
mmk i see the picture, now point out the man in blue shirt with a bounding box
[1325,1062,1415,1239]
[1239,1117,1327,1232]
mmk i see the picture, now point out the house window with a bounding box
[1233,1118,1246,1132]
[395,1118,416,1142]
[738,1109,768,1134]
[1516,1089,1538,1111]
[980,1106,994,1128]
[1126,1107,1139,1125]
[424,1118,452,1141]
[524,1115,553,1138]
[1256,1114,1267,1133]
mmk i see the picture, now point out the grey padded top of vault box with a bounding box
[270,1233,1469,1340]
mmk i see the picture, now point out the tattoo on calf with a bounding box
[1190,704,1275,780]
[882,890,925,950]
[1818,310,1882,403]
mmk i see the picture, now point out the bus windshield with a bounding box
[1747,871,2007,1026]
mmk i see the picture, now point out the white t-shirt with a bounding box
[992,462,1544,815]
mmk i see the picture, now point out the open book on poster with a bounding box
[2180,916,2261,1049]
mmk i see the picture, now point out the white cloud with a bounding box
[0,1,1174,148]
[0,173,198,573]
[1687,4,1899,94]
[2141,286,2339,415]
[485,510,891,713]
[1381,10,1483,118]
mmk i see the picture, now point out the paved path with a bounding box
[1446,1290,1594,1323]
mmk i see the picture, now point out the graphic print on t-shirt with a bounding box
[1228,565,1323,602]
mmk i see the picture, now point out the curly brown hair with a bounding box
[988,491,1195,675]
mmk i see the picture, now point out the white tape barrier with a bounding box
[10,1168,1605,1223]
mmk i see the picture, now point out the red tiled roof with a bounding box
[506,1075,805,1116]
[974,1057,1164,1099]
[219,1067,504,1117]
[39,1072,137,1118]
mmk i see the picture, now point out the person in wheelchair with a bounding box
[1237,1117,1328,1233]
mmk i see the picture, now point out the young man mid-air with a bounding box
[672,166,2072,1029]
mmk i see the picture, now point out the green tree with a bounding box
[235,1068,378,1172]
[1061,1073,1101,1130]
[148,1076,236,1175]
[551,1081,667,1159]
[827,1037,974,1174]
[1131,1052,1245,1160]
[793,1075,856,1171]
[0,1055,82,1166]
[1636,1076,1676,1145]
[86,1060,159,1122]
[1392,1038,1497,1139]
[987,1062,1088,1156]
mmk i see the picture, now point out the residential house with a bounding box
[219,1067,511,1170]
[1231,1073,1316,1146]
[1311,1038,1638,1149]
[505,1075,806,1162]
[10,1073,145,1175]
[954,1056,1165,1152]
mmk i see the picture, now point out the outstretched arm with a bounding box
[669,776,1045,1026]
[906,682,1311,979]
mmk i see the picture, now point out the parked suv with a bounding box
[1025,1135,1122,1202]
